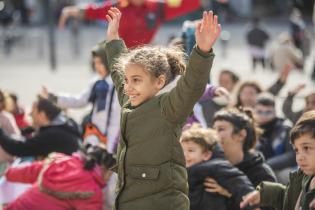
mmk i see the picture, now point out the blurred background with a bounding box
[0,0,314,122]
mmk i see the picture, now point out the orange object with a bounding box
[83,123,108,144]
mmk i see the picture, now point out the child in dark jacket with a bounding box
[241,110,315,210]
[180,124,255,210]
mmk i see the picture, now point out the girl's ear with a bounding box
[156,75,166,90]
[238,129,247,143]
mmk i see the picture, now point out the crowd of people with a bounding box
[0,0,315,210]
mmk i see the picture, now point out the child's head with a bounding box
[82,143,116,171]
[180,124,218,167]
[117,46,185,106]
[218,69,239,92]
[91,43,109,78]
[290,110,315,176]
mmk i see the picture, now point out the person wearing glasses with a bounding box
[254,92,296,184]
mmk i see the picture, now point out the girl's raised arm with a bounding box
[161,11,220,124]
[104,8,128,106]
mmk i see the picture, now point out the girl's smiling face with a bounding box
[124,63,165,107]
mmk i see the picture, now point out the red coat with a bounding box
[85,0,201,48]
[5,153,106,210]
[14,112,29,129]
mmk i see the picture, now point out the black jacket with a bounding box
[0,115,80,157]
[188,159,254,210]
[236,152,277,187]
[257,117,296,170]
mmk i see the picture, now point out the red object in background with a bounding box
[5,153,105,210]
[14,112,30,130]
[85,0,201,48]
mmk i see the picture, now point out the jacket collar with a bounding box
[156,76,181,96]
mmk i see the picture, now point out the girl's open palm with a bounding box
[106,7,122,41]
[195,11,221,53]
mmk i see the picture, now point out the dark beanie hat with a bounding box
[91,40,109,70]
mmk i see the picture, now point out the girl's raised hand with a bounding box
[106,7,122,41]
[195,11,221,53]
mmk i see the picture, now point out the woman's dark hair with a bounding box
[82,144,116,170]
[236,81,263,108]
[290,110,315,144]
[220,70,240,84]
[213,108,261,152]
[36,96,61,121]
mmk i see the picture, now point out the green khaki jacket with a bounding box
[259,169,315,210]
[104,39,214,210]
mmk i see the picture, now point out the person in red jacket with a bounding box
[4,144,115,210]
[59,0,202,48]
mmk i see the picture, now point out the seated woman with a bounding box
[204,108,277,209]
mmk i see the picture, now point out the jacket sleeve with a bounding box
[6,160,44,184]
[198,84,217,102]
[288,45,303,66]
[104,39,128,106]
[56,80,94,109]
[214,163,255,208]
[259,181,286,210]
[164,0,201,21]
[161,46,214,124]
[84,2,112,21]
[0,128,53,157]
[282,93,301,123]
[267,79,284,96]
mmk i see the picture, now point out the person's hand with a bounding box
[214,87,230,99]
[240,190,260,209]
[106,7,121,41]
[289,83,306,96]
[195,11,221,53]
[204,177,232,198]
[279,64,293,83]
[40,86,50,99]
[58,6,81,28]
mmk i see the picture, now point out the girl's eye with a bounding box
[133,78,141,83]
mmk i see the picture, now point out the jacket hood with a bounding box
[236,152,264,171]
[92,40,109,70]
[156,75,181,96]
[38,153,105,199]
[43,114,81,137]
